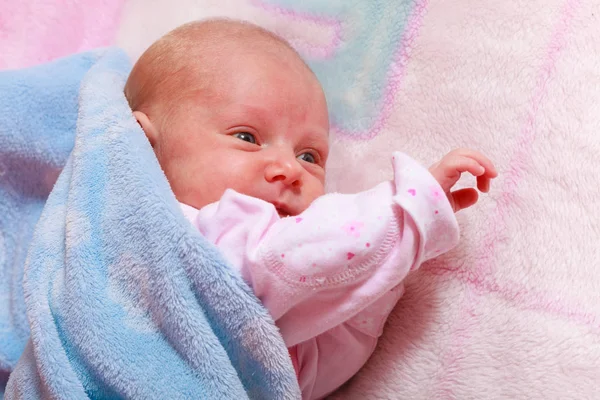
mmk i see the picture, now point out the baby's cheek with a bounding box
[302,178,325,210]
[167,169,215,210]
[169,180,203,209]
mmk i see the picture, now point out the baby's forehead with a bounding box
[127,20,323,110]
[132,21,327,122]
[186,43,317,90]
[159,34,304,79]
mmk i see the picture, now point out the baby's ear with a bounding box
[133,111,159,148]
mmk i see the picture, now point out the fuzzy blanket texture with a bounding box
[1,0,600,399]
[0,48,299,399]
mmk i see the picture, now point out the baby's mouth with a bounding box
[276,208,290,218]
[272,202,293,218]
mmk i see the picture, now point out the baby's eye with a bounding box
[297,152,317,164]
[233,132,257,144]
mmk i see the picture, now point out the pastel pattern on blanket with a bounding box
[256,0,420,139]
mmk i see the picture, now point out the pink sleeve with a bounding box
[244,151,459,347]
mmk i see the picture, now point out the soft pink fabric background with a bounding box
[3,0,599,398]
[0,0,124,69]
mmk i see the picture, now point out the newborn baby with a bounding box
[125,19,497,399]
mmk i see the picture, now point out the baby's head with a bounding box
[125,19,329,217]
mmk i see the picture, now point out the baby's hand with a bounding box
[428,149,498,213]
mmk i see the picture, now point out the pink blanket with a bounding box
[3,0,599,398]
[0,0,124,69]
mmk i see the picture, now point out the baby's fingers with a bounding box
[452,149,498,179]
[445,155,486,178]
[477,175,492,193]
[450,188,479,212]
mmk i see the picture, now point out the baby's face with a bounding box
[151,51,329,217]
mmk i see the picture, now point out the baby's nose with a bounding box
[264,152,303,187]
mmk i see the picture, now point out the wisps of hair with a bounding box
[124,18,304,114]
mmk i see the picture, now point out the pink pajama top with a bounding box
[180,152,459,399]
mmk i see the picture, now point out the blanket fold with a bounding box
[0,48,300,399]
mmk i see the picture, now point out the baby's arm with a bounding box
[247,152,471,346]
[192,150,496,347]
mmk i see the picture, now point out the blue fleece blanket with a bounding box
[0,48,300,399]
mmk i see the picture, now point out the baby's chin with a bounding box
[276,195,324,218]
[277,210,291,218]
[271,202,300,219]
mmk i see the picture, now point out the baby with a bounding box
[125,19,497,399]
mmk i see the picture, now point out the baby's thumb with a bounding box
[450,188,479,212]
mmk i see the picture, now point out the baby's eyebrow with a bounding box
[216,103,270,126]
